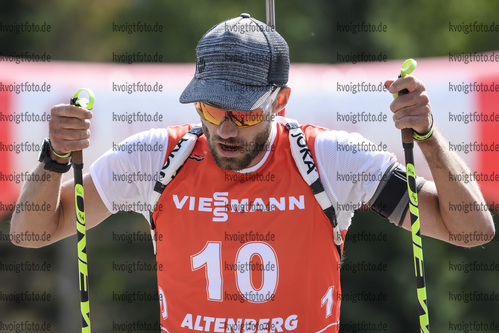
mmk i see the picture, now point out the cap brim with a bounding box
[179,78,274,111]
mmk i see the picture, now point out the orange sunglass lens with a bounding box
[196,103,265,127]
[230,110,265,127]
[196,103,226,125]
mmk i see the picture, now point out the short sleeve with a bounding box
[89,128,169,222]
[314,130,397,231]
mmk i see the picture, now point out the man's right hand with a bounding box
[49,104,93,161]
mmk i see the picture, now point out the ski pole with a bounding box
[393,59,430,333]
[265,0,275,29]
[265,0,287,118]
[70,88,95,333]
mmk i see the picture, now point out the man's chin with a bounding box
[213,154,251,171]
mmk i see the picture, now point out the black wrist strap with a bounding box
[39,138,72,173]
[44,159,72,173]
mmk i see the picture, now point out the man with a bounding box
[11,13,494,333]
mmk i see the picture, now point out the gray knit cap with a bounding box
[180,13,289,111]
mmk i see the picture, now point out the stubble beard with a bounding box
[202,121,272,171]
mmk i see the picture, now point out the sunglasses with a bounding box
[195,87,280,128]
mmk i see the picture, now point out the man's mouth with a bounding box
[220,143,241,151]
[217,142,243,157]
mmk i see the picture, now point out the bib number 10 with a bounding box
[191,241,279,303]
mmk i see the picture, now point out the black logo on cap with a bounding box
[197,57,206,73]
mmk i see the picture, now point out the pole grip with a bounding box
[72,150,83,165]
[402,128,414,144]
[397,85,413,144]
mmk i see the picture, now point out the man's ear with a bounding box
[273,87,291,114]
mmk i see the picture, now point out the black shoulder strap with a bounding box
[147,125,203,254]
[276,117,343,258]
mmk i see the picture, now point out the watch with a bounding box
[38,138,72,173]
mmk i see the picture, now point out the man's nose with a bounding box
[217,116,238,139]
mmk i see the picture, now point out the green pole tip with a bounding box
[401,59,417,77]
[72,88,95,110]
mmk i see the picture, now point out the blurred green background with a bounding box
[2,0,499,63]
[1,0,499,332]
